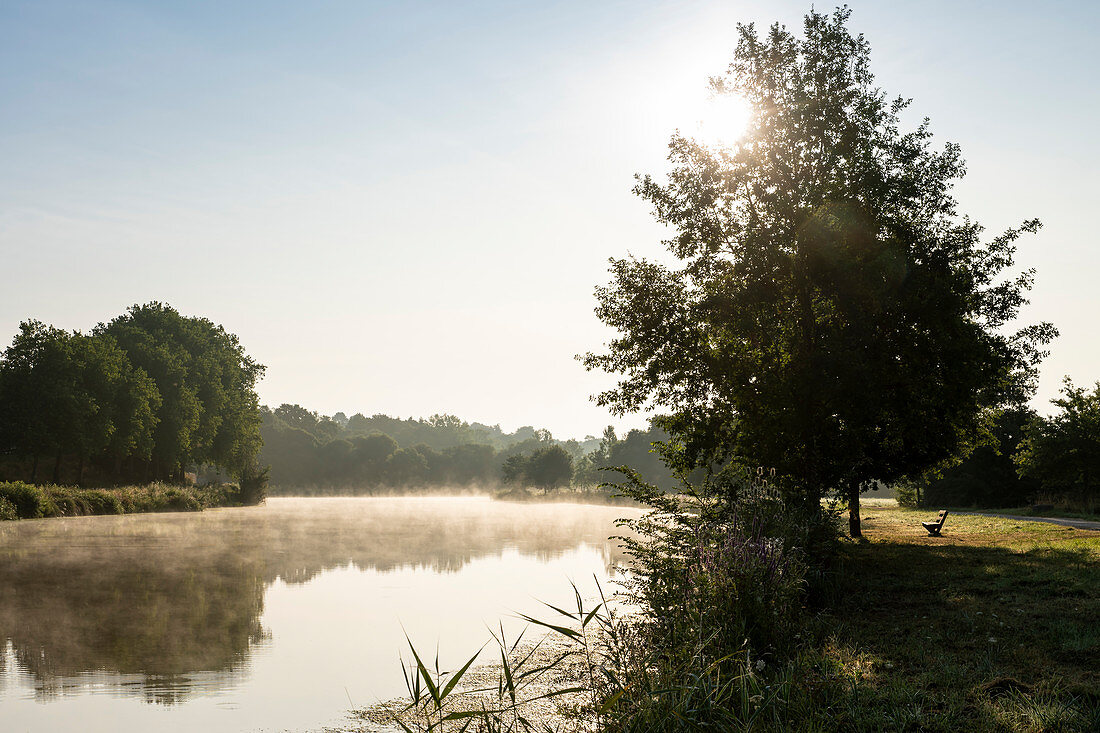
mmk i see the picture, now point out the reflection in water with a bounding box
[0,497,633,732]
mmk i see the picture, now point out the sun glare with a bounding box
[693,94,753,148]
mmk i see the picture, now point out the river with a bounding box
[0,496,635,732]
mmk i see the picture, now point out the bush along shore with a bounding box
[386,464,1100,732]
[389,461,843,732]
[0,479,265,521]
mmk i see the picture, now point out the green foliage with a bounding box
[237,463,269,506]
[258,406,676,495]
[502,445,574,491]
[613,457,836,665]
[573,423,685,492]
[0,482,58,518]
[393,455,838,732]
[0,496,15,520]
[0,480,243,519]
[395,587,603,733]
[102,302,265,480]
[1016,379,1100,512]
[0,303,264,487]
[905,407,1042,508]
[582,8,1055,525]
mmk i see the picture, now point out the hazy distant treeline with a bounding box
[260,404,677,493]
[0,303,265,488]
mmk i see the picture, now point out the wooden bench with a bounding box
[922,510,949,536]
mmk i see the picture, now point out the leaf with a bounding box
[598,687,627,714]
[516,613,581,640]
[501,647,516,704]
[405,635,441,707]
[582,603,604,628]
[439,648,483,702]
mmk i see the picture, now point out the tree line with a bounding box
[903,381,1100,512]
[260,404,677,493]
[0,303,265,488]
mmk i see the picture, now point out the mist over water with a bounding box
[0,497,636,732]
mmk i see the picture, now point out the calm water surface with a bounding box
[0,496,636,732]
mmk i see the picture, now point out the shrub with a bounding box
[161,486,202,512]
[237,463,269,506]
[75,488,125,515]
[614,465,831,665]
[0,481,59,518]
[0,480,243,520]
[0,496,17,520]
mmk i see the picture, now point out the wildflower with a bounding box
[988,637,997,643]
[755,659,766,671]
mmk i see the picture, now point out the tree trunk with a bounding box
[31,454,39,484]
[848,483,862,538]
[78,455,86,486]
[52,451,63,484]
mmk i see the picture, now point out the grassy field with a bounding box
[811,506,1100,731]
[945,506,1100,523]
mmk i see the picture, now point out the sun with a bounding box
[693,94,753,148]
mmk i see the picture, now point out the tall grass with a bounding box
[392,463,839,732]
[0,480,259,520]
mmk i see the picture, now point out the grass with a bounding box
[943,505,1100,523]
[374,504,1099,732]
[809,506,1100,731]
[0,480,255,520]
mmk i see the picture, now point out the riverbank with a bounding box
[0,480,257,520]
[493,485,640,507]
[354,505,1100,732]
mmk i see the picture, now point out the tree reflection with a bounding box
[0,498,630,704]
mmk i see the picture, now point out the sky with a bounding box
[2,0,1098,441]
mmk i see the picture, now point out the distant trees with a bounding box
[260,406,524,492]
[0,304,265,489]
[501,445,574,491]
[258,405,669,494]
[1015,379,1100,511]
[574,424,680,492]
[903,407,1040,509]
[342,412,519,451]
[583,8,1055,535]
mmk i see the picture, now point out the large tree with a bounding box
[0,322,80,481]
[583,8,1055,535]
[0,323,160,483]
[102,302,265,481]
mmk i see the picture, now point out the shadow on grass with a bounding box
[810,531,1100,731]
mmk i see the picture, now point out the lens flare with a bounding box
[693,94,753,148]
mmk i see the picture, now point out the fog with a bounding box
[0,496,634,726]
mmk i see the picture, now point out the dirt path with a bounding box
[955,511,1100,531]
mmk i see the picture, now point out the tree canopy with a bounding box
[0,304,264,487]
[583,8,1055,535]
[1015,379,1100,511]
